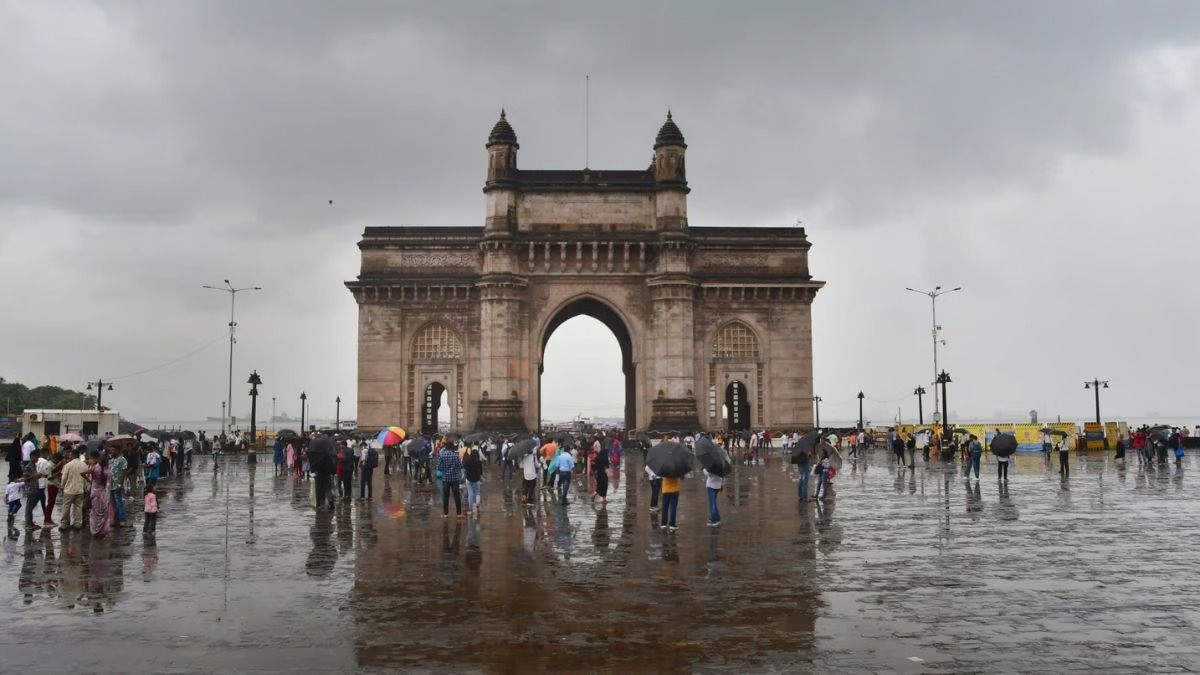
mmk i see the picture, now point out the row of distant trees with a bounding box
[0,377,98,416]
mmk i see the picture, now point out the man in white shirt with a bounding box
[520,449,538,507]
[21,435,36,463]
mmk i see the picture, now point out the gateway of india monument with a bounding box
[347,111,824,435]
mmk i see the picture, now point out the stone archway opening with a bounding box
[422,382,449,435]
[724,380,750,433]
[539,297,635,432]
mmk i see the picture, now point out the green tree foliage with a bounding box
[0,377,98,415]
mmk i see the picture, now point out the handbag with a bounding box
[1176,448,1185,459]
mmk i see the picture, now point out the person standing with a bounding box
[59,448,88,531]
[463,447,483,516]
[273,438,285,476]
[436,443,464,519]
[520,447,538,507]
[359,443,379,500]
[556,447,576,505]
[143,486,158,534]
[40,449,62,527]
[659,474,681,531]
[813,450,831,501]
[108,446,128,527]
[792,441,812,502]
[704,469,723,527]
[997,446,1011,482]
[84,450,111,538]
[1058,437,1070,477]
[591,445,610,507]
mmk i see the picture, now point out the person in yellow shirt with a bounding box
[659,475,681,531]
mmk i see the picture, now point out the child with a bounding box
[6,476,23,530]
[145,446,161,484]
[143,486,158,534]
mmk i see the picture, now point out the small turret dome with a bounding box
[488,109,518,146]
[654,111,686,148]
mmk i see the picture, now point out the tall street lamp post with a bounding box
[913,386,926,425]
[247,370,262,463]
[203,280,262,441]
[857,391,865,430]
[335,396,341,430]
[271,397,276,433]
[813,395,822,429]
[905,286,962,419]
[936,371,952,442]
[1084,378,1109,424]
[299,392,307,435]
[86,379,114,411]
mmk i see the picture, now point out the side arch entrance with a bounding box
[724,380,750,433]
[538,297,636,431]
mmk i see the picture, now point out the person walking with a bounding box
[273,438,285,476]
[463,447,484,516]
[646,464,662,513]
[813,449,831,501]
[1058,437,1070,477]
[997,445,1011,482]
[967,435,983,479]
[337,442,355,501]
[108,446,128,527]
[359,443,379,500]
[704,469,723,527]
[436,444,464,519]
[659,474,681,531]
[21,451,44,531]
[556,446,576,505]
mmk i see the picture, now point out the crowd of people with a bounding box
[6,432,172,540]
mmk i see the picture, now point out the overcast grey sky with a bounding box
[2,1,1198,427]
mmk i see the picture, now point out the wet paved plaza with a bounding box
[2,449,1199,673]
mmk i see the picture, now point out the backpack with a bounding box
[364,448,379,470]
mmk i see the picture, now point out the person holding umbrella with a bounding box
[990,432,1017,482]
[646,440,692,531]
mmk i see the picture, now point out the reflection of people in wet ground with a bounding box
[306,509,337,577]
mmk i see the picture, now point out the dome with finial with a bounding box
[488,109,518,145]
[654,110,686,148]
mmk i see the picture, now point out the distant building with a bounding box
[22,409,120,439]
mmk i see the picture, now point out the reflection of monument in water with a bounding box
[348,111,824,435]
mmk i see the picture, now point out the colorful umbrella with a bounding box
[375,426,407,446]
[59,433,84,443]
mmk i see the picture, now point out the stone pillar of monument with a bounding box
[475,111,528,431]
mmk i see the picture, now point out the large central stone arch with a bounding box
[534,293,640,431]
[347,111,824,433]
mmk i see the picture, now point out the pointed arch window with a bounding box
[712,321,759,360]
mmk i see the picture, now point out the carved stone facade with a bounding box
[347,111,824,433]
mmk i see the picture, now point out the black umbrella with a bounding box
[633,431,652,446]
[276,429,298,440]
[694,437,731,477]
[646,441,694,478]
[508,439,538,461]
[308,434,335,471]
[790,430,822,463]
[178,430,197,441]
[990,433,1018,457]
[1038,428,1068,438]
[463,431,491,445]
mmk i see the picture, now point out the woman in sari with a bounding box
[85,450,112,538]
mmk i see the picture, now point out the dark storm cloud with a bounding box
[2,1,1198,422]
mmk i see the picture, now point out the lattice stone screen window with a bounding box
[712,322,759,360]
[413,324,463,360]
